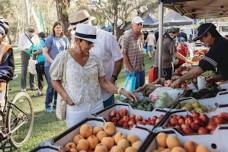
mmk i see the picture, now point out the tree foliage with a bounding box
[74,0,157,38]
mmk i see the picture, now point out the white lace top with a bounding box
[50,51,105,111]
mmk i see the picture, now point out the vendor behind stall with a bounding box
[172,23,228,87]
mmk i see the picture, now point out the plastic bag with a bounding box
[28,59,37,75]
[149,87,183,102]
[124,73,136,92]
[154,92,175,108]
[148,66,158,83]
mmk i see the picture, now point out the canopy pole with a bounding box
[158,1,164,78]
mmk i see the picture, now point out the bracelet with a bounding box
[117,88,124,95]
[112,75,118,80]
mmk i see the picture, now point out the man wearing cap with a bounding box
[18,27,37,91]
[50,24,136,127]
[122,16,145,89]
[68,10,123,108]
[172,23,228,87]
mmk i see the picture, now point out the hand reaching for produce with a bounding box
[134,84,147,93]
[118,88,137,102]
[171,79,181,88]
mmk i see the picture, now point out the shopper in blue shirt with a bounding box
[33,32,46,96]
[42,21,69,112]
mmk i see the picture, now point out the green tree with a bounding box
[75,0,157,39]
[55,0,71,37]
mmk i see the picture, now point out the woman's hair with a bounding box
[38,32,46,39]
[52,21,64,36]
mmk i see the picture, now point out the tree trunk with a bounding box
[24,0,31,25]
[55,0,70,38]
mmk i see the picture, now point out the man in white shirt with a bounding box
[18,27,37,91]
[146,30,156,60]
[68,10,123,108]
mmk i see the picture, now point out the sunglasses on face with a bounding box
[137,23,143,26]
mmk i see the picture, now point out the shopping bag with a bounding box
[56,94,66,120]
[28,59,37,75]
[148,66,158,83]
[124,73,136,92]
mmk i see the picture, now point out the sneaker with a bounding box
[45,107,53,113]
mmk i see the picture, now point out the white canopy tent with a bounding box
[157,0,228,78]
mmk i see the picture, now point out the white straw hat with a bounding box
[131,16,144,24]
[68,10,95,30]
[74,24,96,43]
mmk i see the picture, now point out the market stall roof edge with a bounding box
[161,0,228,19]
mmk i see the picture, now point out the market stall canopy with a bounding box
[151,10,193,27]
[161,0,228,19]
[143,14,158,27]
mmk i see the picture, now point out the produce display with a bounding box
[62,122,143,152]
[152,132,210,152]
[124,98,154,111]
[176,99,215,113]
[107,108,164,129]
[175,66,191,76]
[183,83,226,99]
[165,112,228,135]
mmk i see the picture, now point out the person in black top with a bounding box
[172,23,228,87]
[178,29,188,42]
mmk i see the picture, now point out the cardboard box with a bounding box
[31,117,151,152]
[94,103,168,130]
[140,126,228,152]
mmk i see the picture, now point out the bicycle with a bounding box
[0,81,34,152]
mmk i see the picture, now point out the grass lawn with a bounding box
[7,50,153,152]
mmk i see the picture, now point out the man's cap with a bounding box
[193,23,217,41]
[68,10,95,30]
[131,16,144,24]
[74,23,96,43]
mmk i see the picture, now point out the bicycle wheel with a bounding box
[6,92,34,148]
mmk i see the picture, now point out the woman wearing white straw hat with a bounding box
[50,24,136,127]
[68,10,123,109]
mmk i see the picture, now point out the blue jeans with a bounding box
[44,66,56,109]
[125,71,145,90]
[103,95,114,108]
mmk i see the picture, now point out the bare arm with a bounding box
[51,80,74,105]
[42,47,54,64]
[111,58,123,83]
[99,76,137,101]
[99,76,118,94]
[33,50,42,56]
[172,66,204,87]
